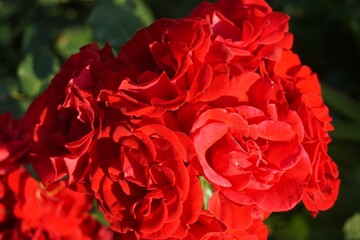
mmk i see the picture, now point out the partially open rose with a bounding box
[190,0,293,74]
[100,16,239,117]
[2,167,112,239]
[90,123,203,239]
[191,106,311,212]
[263,50,333,133]
[302,141,340,216]
[261,50,340,215]
[23,44,121,185]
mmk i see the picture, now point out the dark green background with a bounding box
[0,0,359,239]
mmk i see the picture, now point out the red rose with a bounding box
[90,123,203,239]
[302,141,340,216]
[100,17,238,117]
[23,43,121,185]
[190,0,293,73]
[295,100,339,215]
[190,106,311,212]
[1,167,112,239]
[297,99,339,215]
[0,113,29,175]
[263,50,333,133]
[14,0,339,236]
[261,50,340,215]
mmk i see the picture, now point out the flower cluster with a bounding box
[2,0,340,239]
[0,113,112,239]
[0,168,112,239]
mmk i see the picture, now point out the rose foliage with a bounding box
[1,0,339,239]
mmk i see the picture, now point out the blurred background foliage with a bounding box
[0,0,359,239]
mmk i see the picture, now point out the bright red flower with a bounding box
[18,0,339,236]
[23,43,122,186]
[106,18,212,115]
[190,0,293,74]
[90,123,203,239]
[101,16,238,116]
[262,50,333,133]
[0,167,112,239]
[190,106,311,212]
[261,50,340,215]
[301,141,340,216]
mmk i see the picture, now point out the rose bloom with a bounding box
[190,0,293,74]
[301,140,340,216]
[0,113,29,175]
[0,167,112,239]
[185,70,312,212]
[190,100,311,212]
[101,16,239,117]
[261,50,333,133]
[90,122,203,239]
[23,43,123,186]
[260,50,340,215]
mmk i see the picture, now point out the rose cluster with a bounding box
[1,0,340,239]
[0,113,112,239]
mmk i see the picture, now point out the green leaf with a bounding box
[17,51,59,98]
[17,54,42,97]
[24,163,40,181]
[322,83,360,123]
[0,87,25,118]
[90,0,154,49]
[17,98,35,115]
[0,76,28,117]
[0,77,18,101]
[199,176,214,210]
[33,45,59,79]
[91,201,110,226]
[22,25,50,52]
[132,0,154,26]
[344,212,360,240]
[56,26,93,58]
